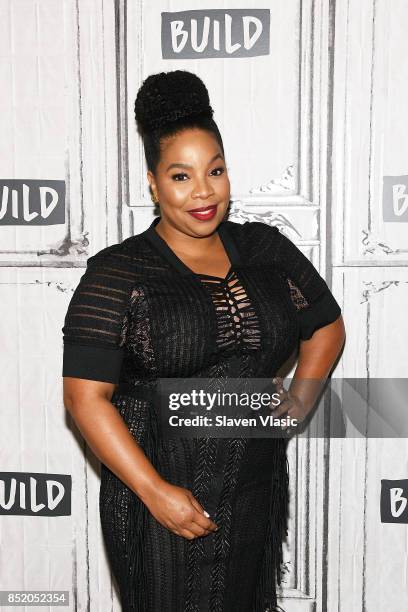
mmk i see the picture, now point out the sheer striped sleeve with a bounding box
[62,249,135,383]
[252,222,342,341]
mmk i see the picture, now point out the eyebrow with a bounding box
[166,153,224,172]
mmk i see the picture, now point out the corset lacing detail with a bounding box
[197,268,261,352]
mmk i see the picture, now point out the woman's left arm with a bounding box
[272,315,346,428]
[296,314,346,379]
[252,221,347,428]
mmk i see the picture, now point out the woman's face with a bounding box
[147,128,230,237]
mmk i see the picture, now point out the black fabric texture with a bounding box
[62,217,341,611]
[62,343,124,383]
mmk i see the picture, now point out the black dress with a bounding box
[62,217,341,612]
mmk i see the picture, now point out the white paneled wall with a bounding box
[0,1,407,611]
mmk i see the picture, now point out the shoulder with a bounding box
[66,235,148,319]
[222,219,281,260]
[224,219,278,236]
[84,232,148,270]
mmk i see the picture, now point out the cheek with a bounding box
[218,175,230,197]
[160,181,189,205]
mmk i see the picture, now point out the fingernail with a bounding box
[203,510,210,517]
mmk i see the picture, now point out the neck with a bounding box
[155,217,222,257]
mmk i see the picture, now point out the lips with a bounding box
[187,204,218,221]
[187,204,218,212]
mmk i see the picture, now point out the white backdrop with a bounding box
[1,1,407,610]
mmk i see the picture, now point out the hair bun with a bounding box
[134,70,214,134]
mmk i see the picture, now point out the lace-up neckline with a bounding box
[141,216,261,350]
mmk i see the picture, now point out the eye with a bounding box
[171,167,225,181]
[171,172,188,181]
[211,166,225,176]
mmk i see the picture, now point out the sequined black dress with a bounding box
[62,218,341,612]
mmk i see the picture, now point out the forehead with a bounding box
[158,128,221,162]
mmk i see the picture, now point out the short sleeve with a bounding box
[252,222,342,340]
[62,250,134,383]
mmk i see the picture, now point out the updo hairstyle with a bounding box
[134,70,225,175]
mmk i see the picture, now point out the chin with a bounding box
[190,214,224,233]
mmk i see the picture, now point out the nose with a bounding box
[191,175,215,200]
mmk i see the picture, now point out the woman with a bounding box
[62,70,345,612]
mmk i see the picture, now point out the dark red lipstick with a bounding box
[187,204,218,221]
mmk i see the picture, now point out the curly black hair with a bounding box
[134,70,225,174]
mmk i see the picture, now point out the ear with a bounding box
[147,170,157,198]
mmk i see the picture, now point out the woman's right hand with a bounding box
[143,479,219,540]
[62,379,218,541]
